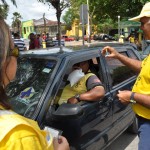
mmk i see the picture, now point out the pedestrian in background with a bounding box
[0,18,69,150]
[13,33,27,51]
[102,2,150,150]
[129,34,135,43]
[37,34,43,48]
[29,33,40,50]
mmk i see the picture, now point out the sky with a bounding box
[6,0,58,24]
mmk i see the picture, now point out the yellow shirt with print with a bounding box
[58,73,94,105]
[132,55,150,119]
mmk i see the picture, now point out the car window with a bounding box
[6,57,57,117]
[54,57,101,105]
[105,52,137,86]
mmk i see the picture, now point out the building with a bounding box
[21,18,66,39]
[120,20,141,41]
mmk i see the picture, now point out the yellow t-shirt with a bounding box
[129,37,135,43]
[132,55,150,119]
[0,107,53,150]
[58,73,94,105]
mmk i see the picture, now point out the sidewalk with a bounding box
[65,40,119,47]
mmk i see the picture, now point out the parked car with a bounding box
[62,35,75,41]
[6,45,141,150]
[94,34,116,41]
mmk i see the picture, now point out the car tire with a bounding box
[128,116,138,134]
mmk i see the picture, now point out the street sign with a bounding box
[80,4,88,25]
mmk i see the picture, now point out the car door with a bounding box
[44,50,114,150]
[101,47,139,140]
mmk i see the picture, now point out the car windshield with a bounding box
[6,57,57,118]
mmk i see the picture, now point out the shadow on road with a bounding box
[105,131,138,150]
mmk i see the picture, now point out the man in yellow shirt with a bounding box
[58,61,105,105]
[102,2,150,150]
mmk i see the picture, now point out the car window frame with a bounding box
[102,48,138,89]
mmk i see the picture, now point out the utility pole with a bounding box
[82,5,85,46]
[118,16,120,40]
[87,0,90,43]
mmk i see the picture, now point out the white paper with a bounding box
[44,126,61,139]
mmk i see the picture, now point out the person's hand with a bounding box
[117,90,132,105]
[101,46,120,58]
[53,136,70,150]
[67,97,78,104]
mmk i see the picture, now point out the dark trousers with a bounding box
[137,116,150,150]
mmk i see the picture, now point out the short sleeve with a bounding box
[1,125,50,150]
[86,75,103,91]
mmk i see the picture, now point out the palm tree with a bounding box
[0,0,17,19]
[1,0,17,6]
[0,4,9,19]
[12,12,22,34]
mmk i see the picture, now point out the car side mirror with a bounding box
[52,103,84,120]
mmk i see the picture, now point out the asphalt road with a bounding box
[105,131,138,150]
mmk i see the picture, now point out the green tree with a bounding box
[1,0,17,6]
[0,0,17,19]
[63,0,149,34]
[12,12,22,34]
[38,0,70,46]
[0,4,9,19]
[62,8,79,30]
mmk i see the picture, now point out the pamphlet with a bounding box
[44,126,63,144]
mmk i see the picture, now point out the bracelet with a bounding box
[130,92,136,104]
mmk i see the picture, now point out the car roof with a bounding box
[19,44,133,59]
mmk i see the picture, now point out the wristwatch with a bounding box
[129,92,136,104]
[74,94,81,102]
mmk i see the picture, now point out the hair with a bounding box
[14,33,20,38]
[0,19,12,109]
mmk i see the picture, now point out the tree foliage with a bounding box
[38,0,70,46]
[62,8,79,30]
[11,12,22,33]
[0,0,17,19]
[63,0,150,33]
[0,0,17,6]
[0,4,9,19]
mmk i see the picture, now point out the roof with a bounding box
[120,20,141,27]
[19,44,132,58]
[33,18,64,27]
[19,47,73,57]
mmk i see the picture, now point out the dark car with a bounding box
[94,34,116,41]
[6,45,141,150]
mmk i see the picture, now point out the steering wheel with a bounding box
[24,101,39,117]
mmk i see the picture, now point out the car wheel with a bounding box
[128,116,138,134]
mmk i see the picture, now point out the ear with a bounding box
[2,56,17,86]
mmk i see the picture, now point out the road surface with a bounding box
[105,131,138,150]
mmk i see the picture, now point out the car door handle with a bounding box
[104,97,113,106]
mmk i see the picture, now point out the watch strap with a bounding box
[75,94,81,102]
[130,92,136,104]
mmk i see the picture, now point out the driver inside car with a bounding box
[58,61,105,105]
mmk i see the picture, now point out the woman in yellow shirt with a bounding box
[0,18,69,150]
